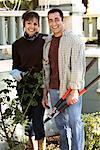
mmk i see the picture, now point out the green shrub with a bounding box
[0,71,43,150]
[82,112,100,150]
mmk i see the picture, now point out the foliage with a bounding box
[0,0,33,10]
[82,112,100,150]
[19,0,33,10]
[0,79,27,149]
[0,71,43,149]
[17,70,43,117]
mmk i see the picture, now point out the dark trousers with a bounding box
[28,104,45,140]
[17,79,45,140]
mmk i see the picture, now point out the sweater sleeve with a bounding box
[12,42,21,70]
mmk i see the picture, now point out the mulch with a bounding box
[25,135,60,150]
[46,135,60,150]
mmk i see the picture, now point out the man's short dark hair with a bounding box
[48,8,63,21]
[22,10,40,27]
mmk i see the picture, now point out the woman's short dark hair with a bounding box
[22,10,40,27]
[48,8,63,21]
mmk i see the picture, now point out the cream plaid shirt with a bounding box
[43,30,86,98]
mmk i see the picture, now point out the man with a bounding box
[42,9,86,150]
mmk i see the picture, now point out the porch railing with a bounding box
[83,14,100,40]
[0,11,100,46]
[0,10,69,46]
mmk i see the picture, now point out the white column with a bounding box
[41,17,50,34]
[17,17,23,39]
[63,0,85,36]
[0,17,6,45]
[8,16,16,44]
[64,15,83,35]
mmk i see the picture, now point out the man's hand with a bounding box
[42,88,50,109]
[67,89,79,106]
[10,69,22,82]
[42,96,50,109]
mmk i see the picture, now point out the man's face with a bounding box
[48,12,64,37]
[24,17,39,36]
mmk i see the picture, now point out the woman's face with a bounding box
[24,17,39,36]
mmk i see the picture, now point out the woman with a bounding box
[10,10,47,150]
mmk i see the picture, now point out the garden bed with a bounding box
[46,135,60,150]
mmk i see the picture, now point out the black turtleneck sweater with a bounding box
[12,34,46,72]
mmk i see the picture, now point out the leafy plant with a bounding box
[17,70,43,117]
[0,71,43,149]
[0,79,26,149]
[0,0,33,10]
[82,112,100,150]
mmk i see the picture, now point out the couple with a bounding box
[11,9,86,150]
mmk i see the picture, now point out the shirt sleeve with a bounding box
[69,35,86,89]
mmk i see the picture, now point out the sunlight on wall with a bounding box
[88,0,100,14]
